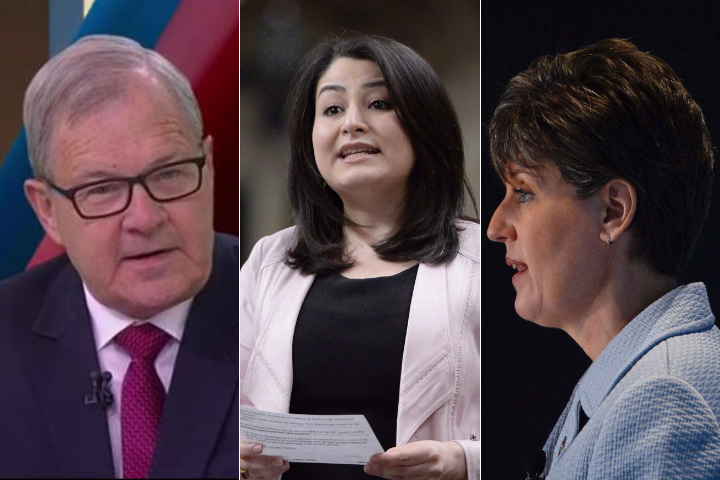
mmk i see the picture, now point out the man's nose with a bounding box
[121,183,166,233]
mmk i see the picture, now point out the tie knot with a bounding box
[115,324,170,361]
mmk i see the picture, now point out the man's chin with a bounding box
[109,280,198,319]
[114,296,183,319]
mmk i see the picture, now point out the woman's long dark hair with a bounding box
[285,35,477,275]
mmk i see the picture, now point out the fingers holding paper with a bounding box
[364,440,467,480]
[240,441,290,479]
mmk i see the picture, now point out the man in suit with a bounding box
[0,35,238,478]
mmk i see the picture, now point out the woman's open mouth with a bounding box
[338,143,381,162]
[506,257,528,282]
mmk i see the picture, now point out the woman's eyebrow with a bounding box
[506,166,546,187]
[317,79,386,98]
[317,84,344,97]
[507,164,532,176]
[362,79,386,89]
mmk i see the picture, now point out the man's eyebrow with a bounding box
[71,151,199,183]
[72,169,124,184]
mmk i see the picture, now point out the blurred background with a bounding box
[482,1,720,477]
[0,1,47,161]
[240,0,480,264]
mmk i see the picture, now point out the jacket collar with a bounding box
[578,282,714,417]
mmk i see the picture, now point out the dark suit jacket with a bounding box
[0,234,238,478]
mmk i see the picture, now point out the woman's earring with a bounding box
[606,235,613,245]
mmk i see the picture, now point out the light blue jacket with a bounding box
[543,283,720,479]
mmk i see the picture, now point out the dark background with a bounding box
[481,1,720,478]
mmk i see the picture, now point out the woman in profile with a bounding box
[241,35,479,480]
[488,38,720,478]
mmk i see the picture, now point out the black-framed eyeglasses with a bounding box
[45,156,207,219]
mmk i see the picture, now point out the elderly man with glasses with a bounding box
[0,35,238,478]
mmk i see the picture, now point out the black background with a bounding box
[481,1,720,478]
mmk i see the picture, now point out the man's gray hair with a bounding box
[23,34,203,179]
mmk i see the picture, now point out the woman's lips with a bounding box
[506,257,528,282]
[512,268,528,282]
[338,143,381,163]
[339,150,380,163]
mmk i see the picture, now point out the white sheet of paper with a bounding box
[240,407,385,464]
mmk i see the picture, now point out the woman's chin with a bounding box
[514,298,544,326]
[514,299,533,321]
[515,304,560,329]
[333,175,388,193]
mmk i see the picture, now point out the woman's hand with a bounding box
[363,440,467,480]
[240,441,290,479]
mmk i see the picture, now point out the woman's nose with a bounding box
[487,201,516,243]
[342,103,367,134]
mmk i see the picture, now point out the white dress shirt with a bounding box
[84,284,191,478]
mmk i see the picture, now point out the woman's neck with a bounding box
[567,264,676,361]
[338,193,418,279]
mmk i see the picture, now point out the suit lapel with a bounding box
[28,263,115,478]
[151,240,238,478]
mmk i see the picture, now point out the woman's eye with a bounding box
[514,188,533,204]
[370,99,392,110]
[323,105,341,116]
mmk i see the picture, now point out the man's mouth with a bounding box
[124,248,173,261]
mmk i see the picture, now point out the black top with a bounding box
[579,406,590,433]
[283,265,419,479]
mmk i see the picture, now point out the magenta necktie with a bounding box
[115,324,170,479]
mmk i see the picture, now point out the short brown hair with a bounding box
[488,38,714,277]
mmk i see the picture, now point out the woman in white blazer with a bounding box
[487,39,720,478]
[241,35,479,480]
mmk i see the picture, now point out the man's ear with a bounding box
[203,135,214,171]
[598,179,636,244]
[24,179,64,246]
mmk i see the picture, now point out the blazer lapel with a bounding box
[397,262,455,446]
[151,243,238,478]
[28,263,115,478]
[244,265,315,413]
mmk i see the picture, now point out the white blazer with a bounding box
[240,221,480,479]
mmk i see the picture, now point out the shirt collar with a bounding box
[83,283,192,351]
[577,282,714,417]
